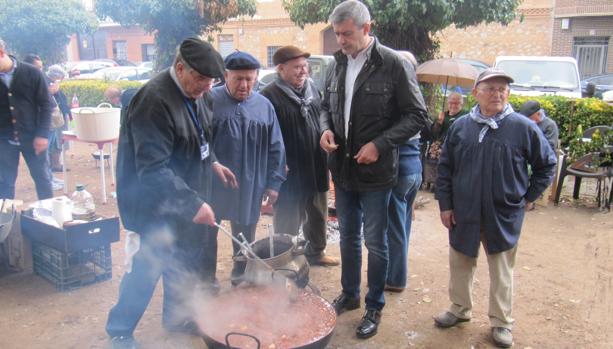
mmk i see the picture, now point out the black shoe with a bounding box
[331,293,360,315]
[356,309,381,339]
[110,335,138,349]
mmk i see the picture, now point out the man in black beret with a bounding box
[106,37,237,349]
[519,100,559,152]
[209,51,286,284]
[260,46,339,267]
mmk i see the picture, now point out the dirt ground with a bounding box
[1,140,612,349]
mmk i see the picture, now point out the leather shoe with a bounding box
[433,311,470,328]
[331,293,360,315]
[307,253,340,267]
[111,336,138,349]
[356,309,381,339]
[491,327,513,348]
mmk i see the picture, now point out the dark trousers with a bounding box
[106,233,208,337]
[273,191,328,256]
[0,139,52,200]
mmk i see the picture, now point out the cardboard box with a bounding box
[21,210,119,253]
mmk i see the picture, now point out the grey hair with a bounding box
[448,92,464,103]
[0,38,5,50]
[47,64,66,80]
[329,0,371,27]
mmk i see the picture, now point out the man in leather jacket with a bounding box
[319,0,428,339]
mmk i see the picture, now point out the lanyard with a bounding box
[183,97,205,145]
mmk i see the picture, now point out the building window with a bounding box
[141,44,156,62]
[218,35,234,58]
[573,37,609,78]
[112,41,128,61]
[267,46,281,67]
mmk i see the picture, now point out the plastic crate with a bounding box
[32,242,112,291]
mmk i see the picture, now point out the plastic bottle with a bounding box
[71,184,95,221]
[71,93,79,109]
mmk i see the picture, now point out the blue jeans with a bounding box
[335,186,391,311]
[106,232,207,337]
[0,139,52,200]
[386,173,422,288]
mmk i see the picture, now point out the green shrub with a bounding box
[460,94,613,161]
[60,79,143,107]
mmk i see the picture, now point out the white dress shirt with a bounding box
[343,37,374,139]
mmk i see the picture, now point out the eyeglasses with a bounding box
[478,86,509,95]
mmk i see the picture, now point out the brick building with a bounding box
[551,0,613,77]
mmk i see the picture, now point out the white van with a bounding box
[494,56,582,98]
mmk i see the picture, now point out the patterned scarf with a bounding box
[274,78,315,118]
[468,103,514,143]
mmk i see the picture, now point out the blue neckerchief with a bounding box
[468,104,514,143]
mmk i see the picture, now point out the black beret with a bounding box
[224,51,261,70]
[179,37,225,79]
[273,45,310,66]
[519,100,541,117]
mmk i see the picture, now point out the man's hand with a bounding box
[437,111,445,125]
[212,162,238,189]
[33,137,48,155]
[192,203,216,225]
[440,210,456,230]
[354,142,379,164]
[320,130,338,153]
[525,201,535,211]
[262,189,279,208]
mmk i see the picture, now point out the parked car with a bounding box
[494,56,582,98]
[138,61,153,70]
[65,60,116,78]
[254,69,277,91]
[581,73,613,98]
[76,66,153,82]
[457,58,490,73]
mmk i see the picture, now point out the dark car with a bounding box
[581,73,613,98]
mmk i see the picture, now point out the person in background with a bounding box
[384,50,424,293]
[519,100,559,152]
[0,39,54,200]
[105,38,235,349]
[260,45,338,267]
[104,86,122,107]
[434,68,557,348]
[319,0,427,339]
[432,92,465,143]
[46,65,71,177]
[23,54,43,71]
[209,51,286,285]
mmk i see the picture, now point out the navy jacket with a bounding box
[0,59,54,140]
[435,111,557,257]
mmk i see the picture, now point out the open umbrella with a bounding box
[416,58,479,112]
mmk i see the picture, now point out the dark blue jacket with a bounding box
[0,59,54,140]
[435,111,557,257]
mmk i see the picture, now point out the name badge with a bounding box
[200,143,209,160]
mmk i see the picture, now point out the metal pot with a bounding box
[237,234,310,288]
[198,286,336,349]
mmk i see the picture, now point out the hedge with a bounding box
[60,79,143,108]
[457,94,613,162]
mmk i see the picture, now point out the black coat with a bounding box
[116,69,215,245]
[260,79,329,203]
[320,38,428,191]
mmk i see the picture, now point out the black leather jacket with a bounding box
[320,38,428,191]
